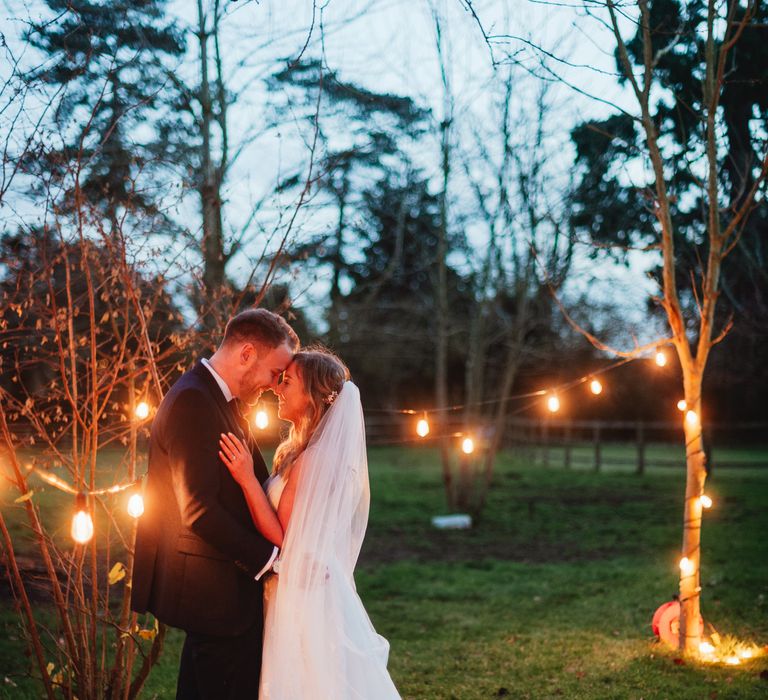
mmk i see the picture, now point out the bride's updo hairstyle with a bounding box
[273,346,350,476]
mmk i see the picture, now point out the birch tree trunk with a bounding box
[605,0,766,653]
[678,370,707,652]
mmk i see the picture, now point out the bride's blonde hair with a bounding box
[272,347,350,477]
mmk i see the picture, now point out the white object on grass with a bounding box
[431,514,472,529]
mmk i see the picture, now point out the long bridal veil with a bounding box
[261,381,400,699]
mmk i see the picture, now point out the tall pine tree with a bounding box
[27,0,184,229]
[265,58,430,345]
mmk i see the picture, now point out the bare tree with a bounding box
[1,23,191,690]
[0,15,65,207]
[468,69,573,513]
[153,0,322,337]
[606,0,767,654]
[0,5,330,696]
[0,210,187,697]
[464,0,768,653]
[431,4,573,512]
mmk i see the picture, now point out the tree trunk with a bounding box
[678,368,707,653]
[197,0,227,319]
[476,341,522,512]
[436,117,453,509]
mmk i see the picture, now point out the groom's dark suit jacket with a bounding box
[131,361,275,636]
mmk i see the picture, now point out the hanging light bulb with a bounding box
[655,350,668,367]
[254,409,269,430]
[699,494,712,509]
[589,379,603,395]
[461,437,475,454]
[679,556,695,577]
[134,401,150,420]
[685,410,699,428]
[71,493,94,544]
[677,399,687,412]
[547,394,560,413]
[127,492,145,518]
[416,414,430,438]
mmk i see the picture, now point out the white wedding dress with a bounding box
[259,382,400,699]
[261,474,285,618]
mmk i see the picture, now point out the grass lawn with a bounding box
[2,446,767,698]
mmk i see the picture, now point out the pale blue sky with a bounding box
[2,0,662,342]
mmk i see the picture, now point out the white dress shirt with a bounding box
[201,358,279,581]
[201,357,233,401]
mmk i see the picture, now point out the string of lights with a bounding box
[22,463,141,497]
[14,463,146,544]
[363,352,646,416]
[362,351,671,451]
[14,345,698,547]
[365,388,549,416]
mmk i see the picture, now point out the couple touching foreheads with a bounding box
[131,309,400,699]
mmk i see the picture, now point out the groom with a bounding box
[131,308,299,699]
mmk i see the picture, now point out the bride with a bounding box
[218,347,400,699]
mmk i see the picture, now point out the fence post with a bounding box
[593,422,602,472]
[564,419,572,470]
[636,421,645,475]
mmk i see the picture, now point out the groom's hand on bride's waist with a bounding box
[234,545,279,581]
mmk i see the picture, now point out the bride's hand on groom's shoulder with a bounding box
[219,432,255,487]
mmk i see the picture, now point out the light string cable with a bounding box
[18,464,142,497]
[6,342,724,573]
[364,352,640,416]
[367,392,550,446]
[11,350,655,492]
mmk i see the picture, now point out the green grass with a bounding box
[2,446,767,698]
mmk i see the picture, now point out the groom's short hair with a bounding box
[223,309,299,351]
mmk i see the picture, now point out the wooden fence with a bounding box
[362,414,768,473]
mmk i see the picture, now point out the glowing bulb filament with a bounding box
[127,493,145,518]
[416,418,430,438]
[72,510,94,544]
[699,642,715,655]
[254,410,269,430]
[547,394,560,413]
[677,399,687,412]
[679,556,695,577]
[655,351,667,367]
[699,494,712,509]
[461,437,475,454]
[135,401,150,420]
[685,410,699,427]
[589,379,603,395]
[739,648,753,659]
